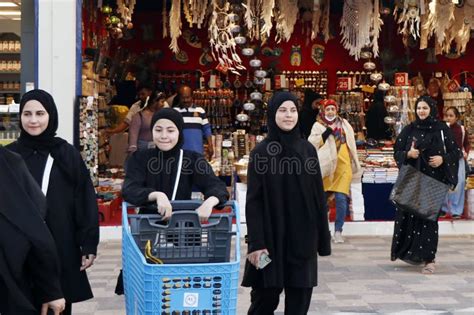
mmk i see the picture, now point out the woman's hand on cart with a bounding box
[196,196,219,222]
[247,249,269,269]
[148,191,172,220]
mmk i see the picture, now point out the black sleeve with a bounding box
[16,157,63,303]
[74,158,100,256]
[394,125,411,168]
[245,150,266,253]
[122,152,156,206]
[441,128,462,187]
[192,153,229,207]
[321,127,333,143]
[309,146,331,256]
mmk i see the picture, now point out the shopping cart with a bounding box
[122,200,240,315]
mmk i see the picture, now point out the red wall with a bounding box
[111,11,474,94]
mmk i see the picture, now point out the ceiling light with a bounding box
[11,17,20,20]
[0,3,18,7]
[0,10,21,15]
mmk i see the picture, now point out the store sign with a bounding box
[394,72,409,86]
[336,77,352,91]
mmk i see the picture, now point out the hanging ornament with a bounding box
[290,45,302,66]
[340,0,381,60]
[183,0,209,29]
[101,5,113,14]
[260,0,275,44]
[311,44,325,65]
[162,0,168,39]
[208,0,245,74]
[275,0,299,43]
[169,0,182,53]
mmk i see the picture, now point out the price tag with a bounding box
[336,77,351,91]
[394,73,409,86]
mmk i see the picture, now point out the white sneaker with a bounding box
[333,231,344,243]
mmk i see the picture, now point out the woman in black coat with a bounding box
[6,89,99,314]
[365,90,391,140]
[392,95,461,274]
[241,91,331,314]
[299,89,322,139]
[122,108,228,215]
[0,146,65,315]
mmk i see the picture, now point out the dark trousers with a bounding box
[248,287,313,315]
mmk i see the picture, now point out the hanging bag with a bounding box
[389,130,449,221]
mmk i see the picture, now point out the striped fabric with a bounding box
[174,106,212,154]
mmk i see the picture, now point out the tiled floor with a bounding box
[74,236,474,315]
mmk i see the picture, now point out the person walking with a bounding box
[299,89,322,139]
[106,83,154,134]
[241,91,331,315]
[391,95,461,274]
[308,99,361,243]
[7,89,100,314]
[128,91,166,153]
[441,106,471,219]
[0,146,65,315]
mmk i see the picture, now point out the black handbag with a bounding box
[389,163,449,221]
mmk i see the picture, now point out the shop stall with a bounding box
[77,0,474,225]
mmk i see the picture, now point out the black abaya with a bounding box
[391,98,461,264]
[241,92,331,289]
[0,146,62,313]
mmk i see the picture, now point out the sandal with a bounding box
[422,262,435,274]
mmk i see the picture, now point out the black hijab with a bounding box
[149,108,185,199]
[267,91,306,155]
[17,89,67,150]
[299,89,322,138]
[414,95,440,130]
[14,89,79,182]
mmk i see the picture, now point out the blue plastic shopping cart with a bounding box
[122,200,240,315]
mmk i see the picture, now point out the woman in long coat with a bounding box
[7,89,99,314]
[308,99,361,243]
[392,95,461,274]
[241,91,331,314]
[0,146,65,315]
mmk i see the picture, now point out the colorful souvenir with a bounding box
[311,44,325,65]
[290,45,301,66]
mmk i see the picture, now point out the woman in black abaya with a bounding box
[365,90,391,140]
[241,91,331,314]
[7,89,99,314]
[391,95,461,274]
[299,89,322,139]
[0,146,65,315]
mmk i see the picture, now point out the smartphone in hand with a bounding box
[257,252,272,269]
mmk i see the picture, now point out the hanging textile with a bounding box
[169,0,182,53]
[208,0,245,74]
[275,0,299,43]
[340,0,379,60]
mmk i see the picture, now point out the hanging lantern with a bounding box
[370,72,383,82]
[127,22,134,29]
[378,81,390,91]
[241,48,254,56]
[363,61,376,71]
[110,16,120,25]
[384,95,396,103]
[101,5,113,14]
[234,36,246,45]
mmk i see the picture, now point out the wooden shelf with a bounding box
[0,51,20,54]
[0,72,20,74]
[0,90,20,94]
